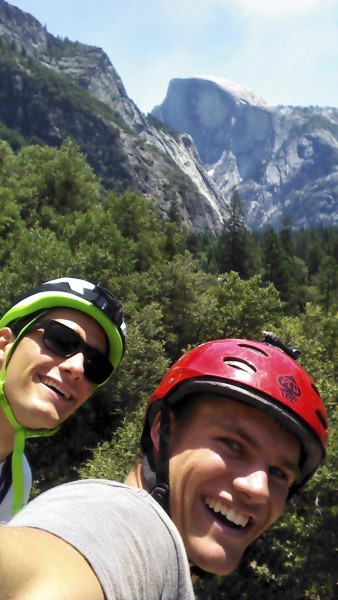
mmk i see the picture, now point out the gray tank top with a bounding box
[10,479,195,600]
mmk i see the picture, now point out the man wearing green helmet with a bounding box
[0,277,126,521]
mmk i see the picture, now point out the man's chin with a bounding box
[189,547,240,577]
[24,407,65,430]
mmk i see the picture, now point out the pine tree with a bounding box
[216,188,257,277]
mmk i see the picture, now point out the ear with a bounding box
[150,411,162,454]
[149,409,177,455]
[0,327,15,364]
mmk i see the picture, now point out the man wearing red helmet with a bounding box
[0,336,328,599]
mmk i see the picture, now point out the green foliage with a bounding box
[0,138,101,231]
[206,272,284,339]
[104,192,166,271]
[215,188,261,277]
[79,301,170,481]
[312,255,338,312]
[0,140,336,599]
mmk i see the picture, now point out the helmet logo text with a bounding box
[278,375,301,403]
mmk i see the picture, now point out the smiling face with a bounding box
[157,396,301,576]
[1,308,108,430]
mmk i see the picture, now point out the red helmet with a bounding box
[145,338,328,492]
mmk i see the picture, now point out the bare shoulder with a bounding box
[0,525,104,600]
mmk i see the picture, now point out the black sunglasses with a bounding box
[27,319,113,385]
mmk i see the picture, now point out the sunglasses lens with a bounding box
[43,322,113,385]
[83,356,113,385]
[44,323,81,356]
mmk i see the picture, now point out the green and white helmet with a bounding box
[0,277,126,514]
[0,277,126,371]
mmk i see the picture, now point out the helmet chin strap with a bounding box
[0,316,59,514]
[0,368,26,513]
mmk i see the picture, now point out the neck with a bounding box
[125,461,199,584]
[0,407,15,461]
[124,462,147,489]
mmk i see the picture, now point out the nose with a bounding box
[233,469,270,504]
[59,352,85,380]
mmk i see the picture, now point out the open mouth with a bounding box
[42,377,71,401]
[205,496,249,529]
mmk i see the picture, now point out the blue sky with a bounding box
[9,0,338,114]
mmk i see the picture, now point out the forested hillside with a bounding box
[0,139,337,599]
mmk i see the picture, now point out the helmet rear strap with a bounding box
[145,402,171,512]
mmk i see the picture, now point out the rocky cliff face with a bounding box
[152,77,338,229]
[2,0,338,232]
[0,0,228,233]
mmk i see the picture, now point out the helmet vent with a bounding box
[311,382,321,397]
[315,409,328,430]
[223,358,257,374]
[238,343,269,357]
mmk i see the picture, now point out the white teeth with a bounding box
[206,497,249,527]
[42,377,71,400]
